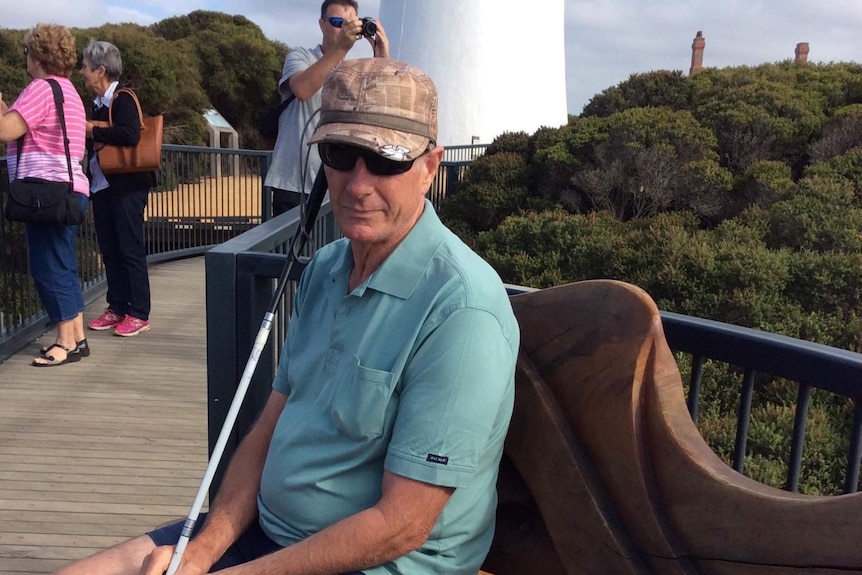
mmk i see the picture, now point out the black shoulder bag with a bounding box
[4,79,85,226]
[258,93,296,139]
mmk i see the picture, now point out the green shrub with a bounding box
[733,160,796,213]
[766,176,862,252]
[484,131,530,158]
[804,147,862,197]
[439,152,530,233]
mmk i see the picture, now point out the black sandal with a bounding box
[33,343,82,367]
[41,338,89,358]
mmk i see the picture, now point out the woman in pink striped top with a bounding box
[0,24,90,367]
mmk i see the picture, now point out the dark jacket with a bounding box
[88,90,156,190]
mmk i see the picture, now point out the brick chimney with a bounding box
[690,31,705,75]
[795,42,810,64]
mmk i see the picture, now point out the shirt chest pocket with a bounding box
[330,356,397,441]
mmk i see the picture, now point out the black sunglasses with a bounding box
[325,17,345,28]
[319,143,417,176]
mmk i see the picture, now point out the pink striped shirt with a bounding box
[7,76,89,195]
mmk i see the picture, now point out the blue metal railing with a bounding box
[660,310,862,494]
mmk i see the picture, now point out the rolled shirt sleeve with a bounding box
[385,307,515,487]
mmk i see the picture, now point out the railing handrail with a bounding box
[661,311,862,400]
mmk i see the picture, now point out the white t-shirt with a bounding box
[263,45,324,194]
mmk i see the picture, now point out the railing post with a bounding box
[204,247,242,498]
[844,402,862,494]
[445,163,460,198]
[262,150,273,222]
[733,368,756,473]
[234,254,278,444]
[686,355,705,423]
[785,384,811,492]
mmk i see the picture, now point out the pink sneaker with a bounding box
[88,308,123,331]
[113,315,151,337]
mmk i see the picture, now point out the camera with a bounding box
[361,17,377,38]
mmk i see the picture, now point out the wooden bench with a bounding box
[479,280,862,574]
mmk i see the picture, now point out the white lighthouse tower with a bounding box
[378,0,568,147]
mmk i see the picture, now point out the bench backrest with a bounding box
[482,280,862,574]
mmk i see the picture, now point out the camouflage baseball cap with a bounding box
[308,58,437,162]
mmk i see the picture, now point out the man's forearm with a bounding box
[289,49,350,100]
[224,472,451,575]
[225,506,419,575]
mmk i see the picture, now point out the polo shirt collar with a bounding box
[333,200,446,299]
[94,81,119,109]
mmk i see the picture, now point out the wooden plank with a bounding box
[0,258,211,574]
[0,462,205,479]
[0,510,178,527]
[0,490,198,507]
[0,431,205,448]
[0,473,201,489]
[1,522,157,537]
[0,532,130,550]
[0,442,205,456]
[0,479,198,497]
[0,419,203,434]
[0,558,68,573]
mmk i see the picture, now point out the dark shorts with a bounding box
[147,514,363,574]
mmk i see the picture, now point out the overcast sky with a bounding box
[5,0,861,114]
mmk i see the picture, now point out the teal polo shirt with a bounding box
[257,201,519,574]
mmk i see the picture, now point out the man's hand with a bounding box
[139,544,212,575]
[368,20,390,58]
[334,17,364,52]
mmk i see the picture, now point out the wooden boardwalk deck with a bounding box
[0,257,209,574]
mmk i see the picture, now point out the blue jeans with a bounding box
[148,514,364,574]
[25,193,89,322]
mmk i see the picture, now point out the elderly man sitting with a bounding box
[55,58,519,575]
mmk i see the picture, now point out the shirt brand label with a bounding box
[426,453,449,465]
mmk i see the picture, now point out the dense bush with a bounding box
[439,152,539,239]
[441,61,862,494]
[0,12,288,148]
[766,176,862,252]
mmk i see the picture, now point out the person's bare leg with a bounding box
[54,534,157,575]
[73,312,85,344]
[33,319,76,364]
[55,318,77,351]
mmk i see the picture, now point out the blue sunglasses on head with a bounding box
[325,17,345,28]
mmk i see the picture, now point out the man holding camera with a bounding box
[264,0,389,217]
[54,57,518,575]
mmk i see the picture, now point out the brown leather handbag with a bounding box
[93,88,163,174]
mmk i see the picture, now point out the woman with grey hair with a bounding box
[80,39,155,337]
